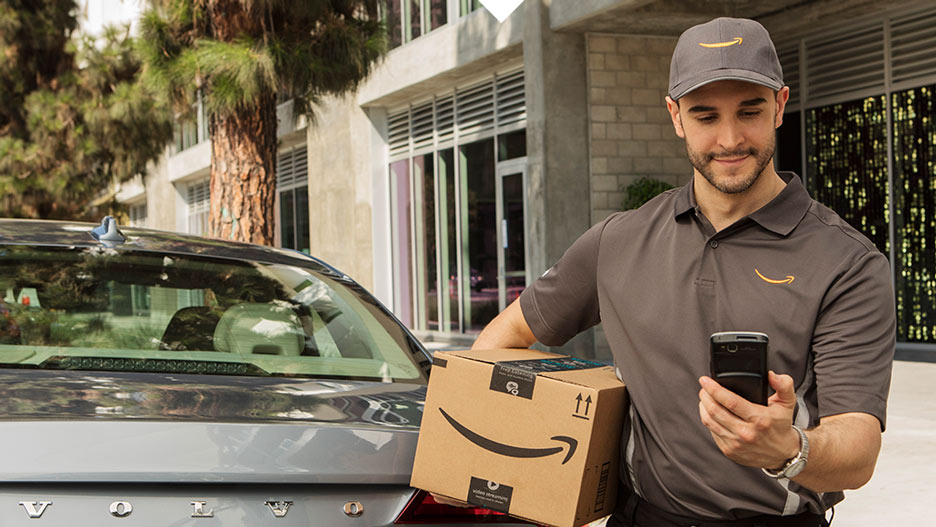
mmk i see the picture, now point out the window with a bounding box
[390,159,413,328]
[460,0,482,16]
[805,96,890,253]
[277,147,310,254]
[173,94,208,152]
[461,139,497,331]
[428,0,446,29]
[415,153,439,330]
[0,245,426,383]
[892,85,936,342]
[776,4,936,345]
[387,69,528,334]
[384,0,449,50]
[186,179,210,236]
[385,0,403,49]
[128,202,147,227]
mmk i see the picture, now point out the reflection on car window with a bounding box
[0,246,425,383]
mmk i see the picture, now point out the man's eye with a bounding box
[697,115,717,123]
[741,111,761,118]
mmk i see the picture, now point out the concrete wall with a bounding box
[306,95,378,292]
[524,0,595,358]
[357,6,523,108]
[586,33,689,225]
[144,153,177,230]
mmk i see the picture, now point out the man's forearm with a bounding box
[790,412,881,492]
[472,299,538,350]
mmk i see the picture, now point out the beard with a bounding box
[686,133,776,195]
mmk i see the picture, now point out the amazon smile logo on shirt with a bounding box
[755,268,795,284]
[699,37,743,48]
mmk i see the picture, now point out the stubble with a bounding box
[685,132,776,195]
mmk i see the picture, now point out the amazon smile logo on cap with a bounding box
[755,268,794,284]
[699,37,743,48]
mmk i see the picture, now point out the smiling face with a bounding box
[666,80,789,196]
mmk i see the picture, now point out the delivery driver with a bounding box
[464,16,895,527]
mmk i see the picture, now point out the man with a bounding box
[471,17,895,527]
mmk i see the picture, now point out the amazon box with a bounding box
[410,349,627,527]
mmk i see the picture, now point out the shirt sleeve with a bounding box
[812,249,896,431]
[519,215,614,346]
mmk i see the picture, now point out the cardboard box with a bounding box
[411,349,627,527]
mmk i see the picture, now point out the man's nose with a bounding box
[716,121,745,151]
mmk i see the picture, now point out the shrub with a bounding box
[621,177,674,210]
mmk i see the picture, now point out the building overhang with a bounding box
[357,8,524,109]
[550,0,914,39]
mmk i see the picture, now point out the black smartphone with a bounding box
[710,331,768,406]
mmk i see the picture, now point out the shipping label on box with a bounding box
[411,349,628,527]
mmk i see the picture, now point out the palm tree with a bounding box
[137,0,385,245]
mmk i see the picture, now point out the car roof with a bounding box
[0,218,339,275]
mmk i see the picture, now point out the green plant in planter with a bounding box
[621,177,675,210]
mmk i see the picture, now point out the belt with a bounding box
[611,488,828,527]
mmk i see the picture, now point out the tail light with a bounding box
[394,490,535,524]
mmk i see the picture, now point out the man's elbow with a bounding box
[844,457,878,490]
[836,434,881,491]
[804,461,876,493]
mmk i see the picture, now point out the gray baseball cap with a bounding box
[668,17,783,100]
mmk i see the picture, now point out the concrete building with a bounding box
[127,0,936,361]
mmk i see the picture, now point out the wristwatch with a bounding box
[762,425,809,479]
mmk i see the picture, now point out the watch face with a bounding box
[784,458,807,479]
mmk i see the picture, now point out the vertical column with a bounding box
[523,0,594,357]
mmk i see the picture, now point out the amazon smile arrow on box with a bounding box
[411,349,628,527]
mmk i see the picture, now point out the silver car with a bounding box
[0,218,528,526]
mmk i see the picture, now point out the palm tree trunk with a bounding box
[208,93,277,245]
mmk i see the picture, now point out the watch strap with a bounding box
[762,425,809,479]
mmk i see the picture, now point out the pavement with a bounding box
[830,358,935,525]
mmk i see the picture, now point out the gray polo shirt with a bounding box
[519,172,896,520]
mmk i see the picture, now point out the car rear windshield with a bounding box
[0,245,427,383]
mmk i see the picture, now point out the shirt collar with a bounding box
[673,179,697,218]
[673,172,811,236]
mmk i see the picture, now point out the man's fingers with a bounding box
[699,376,756,420]
[699,387,746,431]
[430,493,470,508]
[698,399,735,440]
[767,371,797,410]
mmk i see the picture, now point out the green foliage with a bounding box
[0,1,174,220]
[621,177,675,210]
[0,0,78,138]
[137,0,386,120]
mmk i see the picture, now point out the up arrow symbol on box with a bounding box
[574,393,593,419]
[480,0,524,22]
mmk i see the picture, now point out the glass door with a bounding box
[496,160,528,311]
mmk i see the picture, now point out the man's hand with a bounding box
[472,298,537,350]
[430,493,470,508]
[698,371,801,470]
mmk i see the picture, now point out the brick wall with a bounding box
[585,34,691,360]
[587,34,691,225]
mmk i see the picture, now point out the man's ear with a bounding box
[774,86,791,129]
[665,96,685,139]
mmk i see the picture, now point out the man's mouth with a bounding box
[712,155,749,166]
